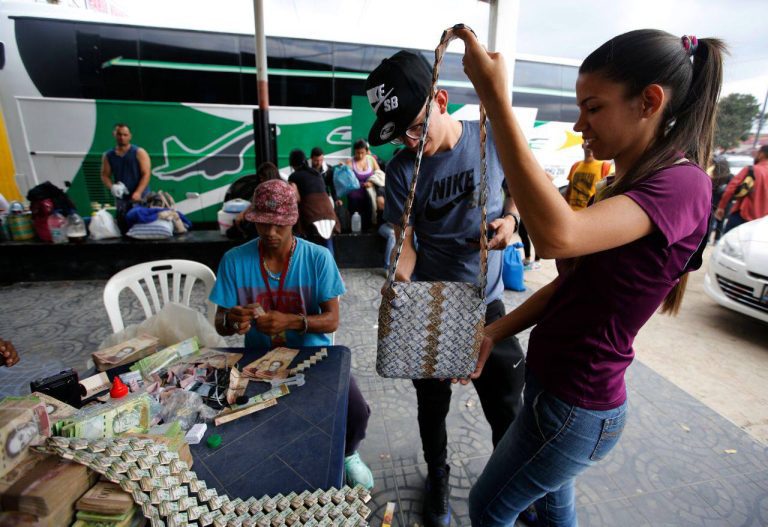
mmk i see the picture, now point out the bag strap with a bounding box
[386,24,488,298]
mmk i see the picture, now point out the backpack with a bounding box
[332,165,360,198]
[733,166,755,199]
[26,181,76,215]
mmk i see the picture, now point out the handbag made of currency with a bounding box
[377,25,488,380]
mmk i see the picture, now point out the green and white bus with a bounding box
[0,1,582,222]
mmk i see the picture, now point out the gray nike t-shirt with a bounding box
[383,120,504,303]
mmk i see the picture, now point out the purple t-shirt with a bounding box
[527,163,711,410]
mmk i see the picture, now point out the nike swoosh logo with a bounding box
[512,358,523,368]
[373,88,394,114]
[423,187,474,222]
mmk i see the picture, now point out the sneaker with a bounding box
[531,261,542,270]
[423,465,451,527]
[524,263,533,271]
[344,452,374,490]
[518,504,539,526]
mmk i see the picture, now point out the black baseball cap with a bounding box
[365,51,432,146]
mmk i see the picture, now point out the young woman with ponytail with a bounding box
[453,29,725,526]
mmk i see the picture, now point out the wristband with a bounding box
[502,212,520,233]
[298,313,308,335]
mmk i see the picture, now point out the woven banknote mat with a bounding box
[377,24,489,379]
[37,436,372,527]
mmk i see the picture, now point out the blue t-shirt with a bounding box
[383,120,504,303]
[209,237,346,349]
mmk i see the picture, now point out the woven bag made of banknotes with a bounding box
[377,25,488,380]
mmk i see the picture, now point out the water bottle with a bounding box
[47,212,68,244]
[66,212,87,243]
[351,212,361,233]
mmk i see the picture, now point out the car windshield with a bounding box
[724,155,753,176]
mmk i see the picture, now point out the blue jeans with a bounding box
[378,223,396,269]
[469,373,627,527]
[723,211,747,234]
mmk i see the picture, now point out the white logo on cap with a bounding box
[380,122,396,141]
[367,84,395,114]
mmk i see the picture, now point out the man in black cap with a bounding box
[367,51,526,527]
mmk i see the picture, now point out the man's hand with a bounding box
[452,335,493,385]
[714,208,725,221]
[254,311,294,336]
[131,191,143,202]
[488,215,517,250]
[228,305,262,335]
[0,339,19,368]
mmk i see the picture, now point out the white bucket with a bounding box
[218,210,238,235]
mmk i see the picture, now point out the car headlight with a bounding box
[720,232,744,261]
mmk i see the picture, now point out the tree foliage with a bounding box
[715,93,760,150]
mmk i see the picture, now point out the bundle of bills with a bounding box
[0,396,51,479]
[76,481,134,516]
[31,391,77,436]
[58,394,151,440]
[0,455,97,519]
[129,337,200,379]
[92,335,159,372]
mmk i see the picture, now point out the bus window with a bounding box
[96,26,140,100]
[139,29,240,105]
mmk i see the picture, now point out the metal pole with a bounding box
[253,0,273,165]
[486,0,519,103]
[753,87,768,149]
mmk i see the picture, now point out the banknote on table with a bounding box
[130,337,201,378]
[213,398,277,426]
[0,396,51,480]
[178,348,242,370]
[92,334,159,371]
[242,347,299,381]
[58,393,151,439]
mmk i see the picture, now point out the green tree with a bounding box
[715,93,760,150]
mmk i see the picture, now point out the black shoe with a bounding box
[423,465,451,527]
[518,504,539,526]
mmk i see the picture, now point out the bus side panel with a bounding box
[17,97,351,221]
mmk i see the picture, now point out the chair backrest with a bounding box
[103,259,216,333]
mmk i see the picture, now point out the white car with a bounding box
[723,154,753,177]
[704,216,768,323]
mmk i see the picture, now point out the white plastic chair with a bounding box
[103,259,216,333]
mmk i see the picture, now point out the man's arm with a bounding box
[100,154,113,190]
[487,196,519,250]
[132,148,151,201]
[715,166,748,220]
[391,226,416,282]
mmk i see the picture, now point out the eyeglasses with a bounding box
[390,121,426,146]
[390,99,434,145]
